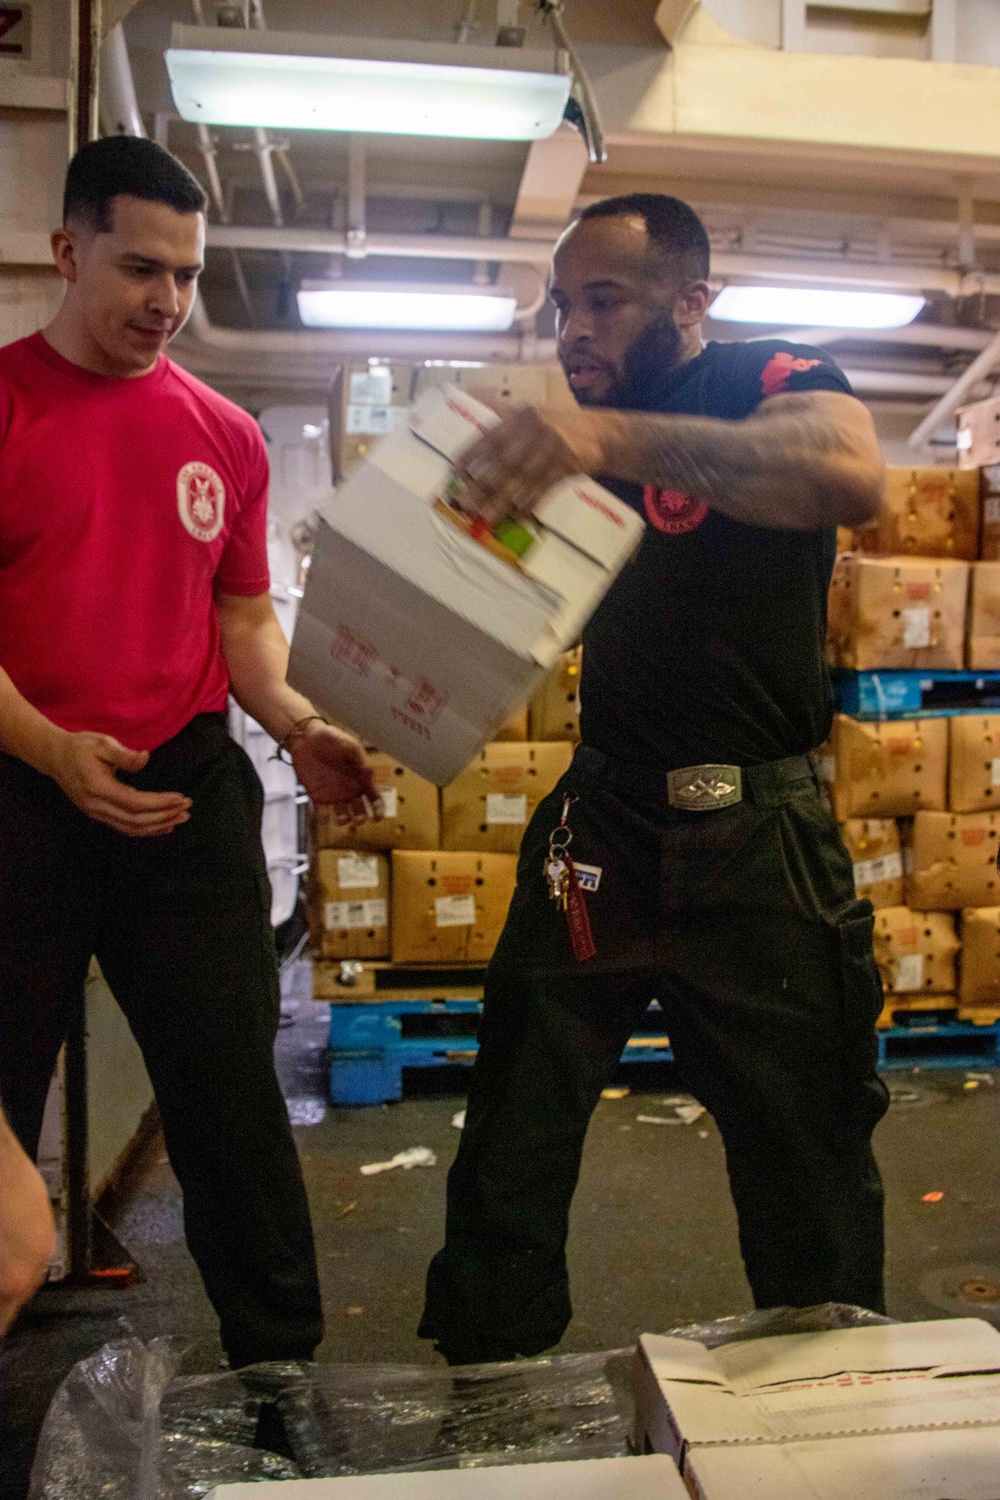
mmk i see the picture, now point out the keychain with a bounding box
[545,796,596,962]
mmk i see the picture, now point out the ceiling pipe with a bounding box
[749,325,995,351]
[907,324,1000,448]
[98,24,144,137]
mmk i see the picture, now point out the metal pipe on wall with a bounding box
[907,325,1000,448]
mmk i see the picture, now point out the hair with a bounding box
[577,192,711,283]
[63,135,207,233]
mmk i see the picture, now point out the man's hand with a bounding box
[458,405,608,525]
[0,1115,56,1333]
[45,732,191,837]
[289,722,382,828]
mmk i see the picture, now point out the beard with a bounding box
[568,308,686,411]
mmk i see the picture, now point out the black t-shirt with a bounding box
[580,338,853,771]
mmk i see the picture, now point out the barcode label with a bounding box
[435,895,476,928]
[325,899,388,931]
[854,852,903,888]
[337,855,380,889]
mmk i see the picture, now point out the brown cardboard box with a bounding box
[311,850,390,960]
[313,752,440,851]
[968,562,1000,669]
[414,361,577,414]
[959,907,1000,1007]
[529,648,583,742]
[980,465,1000,560]
[840,819,904,909]
[441,741,574,853]
[825,552,856,668]
[832,557,969,671]
[336,361,413,480]
[829,716,948,820]
[949,715,1000,812]
[957,395,1000,470]
[872,906,959,995]
[852,468,979,561]
[908,810,1000,909]
[390,850,517,964]
[493,708,529,742]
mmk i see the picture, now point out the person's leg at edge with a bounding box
[95,727,322,1366]
[421,965,657,1364]
[660,904,888,1315]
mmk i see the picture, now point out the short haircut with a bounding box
[578,193,711,283]
[63,135,207,233]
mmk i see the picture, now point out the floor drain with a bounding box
[959,1278,1000,1303]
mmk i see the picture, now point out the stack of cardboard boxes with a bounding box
[824,461,1000,1021]
[308,651,582,971]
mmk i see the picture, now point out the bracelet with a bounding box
[270,714,329,762]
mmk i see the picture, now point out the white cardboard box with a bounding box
[288,386,643,784]
[685,1426,1000,1498]
[206,1453,689,1500]
[634,1319,1000,1467]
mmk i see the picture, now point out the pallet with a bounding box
[876,1012,1000,1070]
[833,669,1000,720]
[326,997,673,1105]
[313,959,489,1004]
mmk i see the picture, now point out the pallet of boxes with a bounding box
[290,379,634,1105]
[823,454,1000,1067]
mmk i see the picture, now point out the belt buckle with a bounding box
[667,764,743,812]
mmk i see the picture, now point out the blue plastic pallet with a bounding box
[877,1019,1000,1071]
[833,670,1000,720]
[327,998,673,1106]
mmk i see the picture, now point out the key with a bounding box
[545,857,569,910]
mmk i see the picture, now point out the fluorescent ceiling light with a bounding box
[297,282,518,332]
[710,285,926,329]
[166,25,571,139]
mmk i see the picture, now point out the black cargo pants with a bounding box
[421,744,889,1364]
[0,713,322,1366]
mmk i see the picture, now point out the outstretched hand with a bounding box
[289,722,382,827]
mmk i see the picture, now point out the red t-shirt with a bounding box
[0,333,270,751]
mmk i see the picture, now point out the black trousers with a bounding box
[421,745,889,1364]
[0,713,323,1367]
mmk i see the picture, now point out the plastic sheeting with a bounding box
[30,1304,890,1500]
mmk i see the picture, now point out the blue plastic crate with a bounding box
[833,670,1000,720]
[876,1019,1000,1071]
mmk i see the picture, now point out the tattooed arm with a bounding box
[459,390,884,532]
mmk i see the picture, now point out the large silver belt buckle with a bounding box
[667,764,743,812]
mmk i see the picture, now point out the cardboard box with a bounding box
[830,556,969,671]
[289,386,644,784]
[980,464,1000,559]
[336,361,413,480]
[311,851,390,961]
[441,741,573,854]
[685,1427,1000,1500]
[825,551,855,667]
[391,850,517,964]
[949,714,1000,811]
[313,752,440,851]
[960,907,1000,1006]
[528,647,583,742]
[829,716,948,820]
[872,905,959,994]
[957,393,1000,470]
[413,360,577,414]
[968,561,1000,668]
[852,466,979,560]
[908,810,1000,909]
[840,819,904,909]
[206,1455,689,1500]
[493,707,529,742]
[633,1318,1000,1467]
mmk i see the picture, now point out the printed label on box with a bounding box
[349,367,393,405]
[902,606,931,649]
[486,792,528,825]
[325,898,388,931]
[895,953,925,992]
[435,894,477,928]
[337,855,380,889]
[854,852,904,888]
[992,758,1000,788]
[375,786,398,819]
[346,403,409,436]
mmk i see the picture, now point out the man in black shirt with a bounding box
[419,194,888,1364]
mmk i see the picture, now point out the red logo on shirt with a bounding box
[760,352,822,397]
[643,486,709,535]
[177,461,226,543]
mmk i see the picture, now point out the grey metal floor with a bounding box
[3,966,1000,1498]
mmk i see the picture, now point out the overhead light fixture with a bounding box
[166,25,571,139]
[297,282,519,332]
[710,285,926,329]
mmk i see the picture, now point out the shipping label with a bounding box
[486,792,528,825]
[991,758,1000,789]
[325,898,388,931]
[375,786,398,819]
[435,894,476,928]
[337,855,380,889]
[895,953,925,992]
[854,852,904,888]
[902,606,931,649]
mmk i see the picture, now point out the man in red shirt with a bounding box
[0,135,378,1366]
